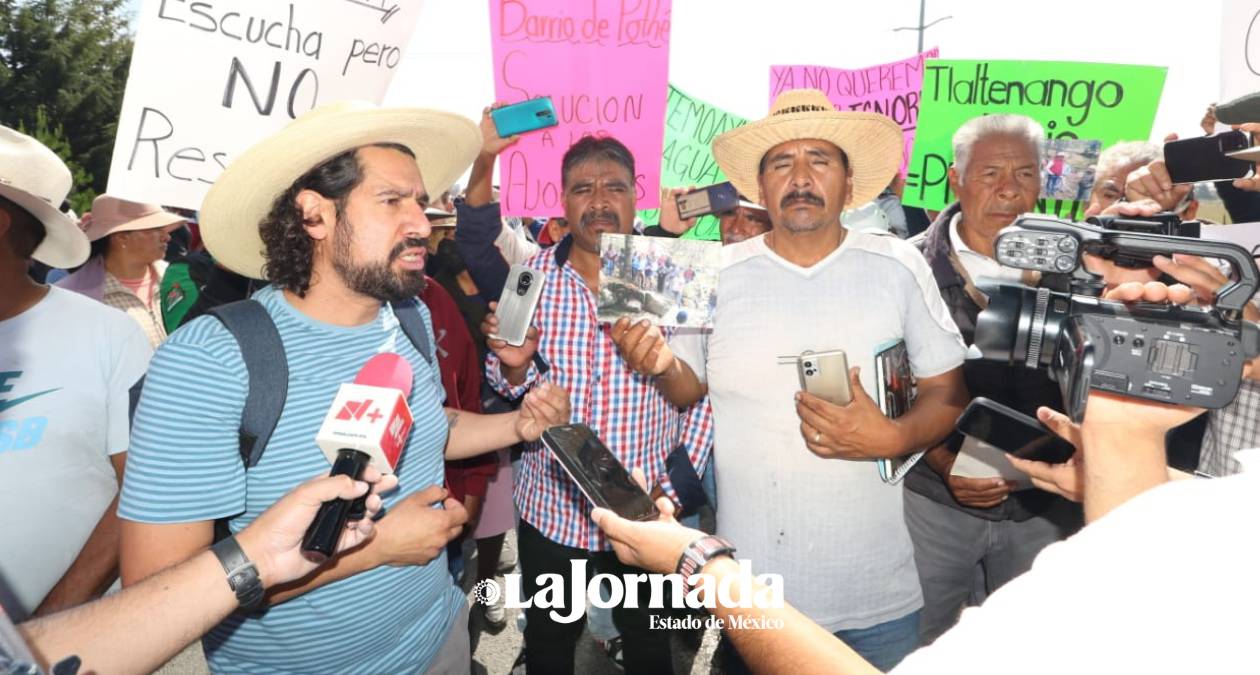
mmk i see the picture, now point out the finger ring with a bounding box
[813,431,822,443]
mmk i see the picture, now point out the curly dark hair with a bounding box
[258,142,415,296]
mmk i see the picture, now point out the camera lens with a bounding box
[803,361,813,368]
[805,369,816,376]
[1054,255,1075,272]
[974,283,1071,370]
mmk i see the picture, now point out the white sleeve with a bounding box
[899,252,966,379]
[495,222,542,266]
[669,328,708,384]
[106,320,154,456]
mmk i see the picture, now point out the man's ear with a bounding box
[296,189,332,241]
[947,165,962,196]
[844,175,855,207]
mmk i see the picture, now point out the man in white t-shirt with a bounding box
[614,89,968,671]
[0,125,152,620]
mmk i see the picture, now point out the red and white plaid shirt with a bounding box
[486,238,714,550]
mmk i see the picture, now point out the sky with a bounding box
[114,0,1229,168]
[380,0,1224,143]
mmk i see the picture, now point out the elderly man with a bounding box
[904,114,1083,644]
[117,102,570,675]
[1084,141,1162,215]
[616,88,968,671]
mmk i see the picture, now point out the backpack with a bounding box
[127,298,433,528]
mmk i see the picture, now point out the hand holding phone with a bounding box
[491,97,559,138]
[675,182,739,220]
[491,265,545,347]
[542,424,660,521]
[1164,131,1253,184]
[795,349,853,405]
[954,397,1076,464]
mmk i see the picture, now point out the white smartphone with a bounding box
[797,349,852,405]
[492,264,544,347]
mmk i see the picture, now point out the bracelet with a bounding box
[674,535,737,592]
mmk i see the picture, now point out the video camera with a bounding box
[973,214,1260,421]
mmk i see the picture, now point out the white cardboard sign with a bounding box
[107,0,423,210]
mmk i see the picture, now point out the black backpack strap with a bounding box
[207,300,287,469]
[390,299,434,366]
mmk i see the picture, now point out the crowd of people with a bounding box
[1,79,1259,675]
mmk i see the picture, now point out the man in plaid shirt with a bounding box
[475,134,713,675]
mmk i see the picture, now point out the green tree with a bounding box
[0,0,133,209]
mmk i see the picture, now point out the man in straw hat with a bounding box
[0,125,153,620]
[116,101,570,675]
[614,88,968,671]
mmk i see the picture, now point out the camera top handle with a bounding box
[995,215,1259,320]
[1091,232,1258,319]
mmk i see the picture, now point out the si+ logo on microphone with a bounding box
[335,399,384,424]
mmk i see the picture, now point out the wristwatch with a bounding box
[675,535,736,591]
[211,536,265,610]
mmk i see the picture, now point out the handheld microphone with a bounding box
[301,353,415,561]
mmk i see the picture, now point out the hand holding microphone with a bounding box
[302,353,416,561]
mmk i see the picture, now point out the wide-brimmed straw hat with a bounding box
[83,195,185,241]
[712,89,903,209]
[201,101,480,279]
[0,125,87,267]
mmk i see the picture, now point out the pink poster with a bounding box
[769,48,940,175]
[488,0,672,216]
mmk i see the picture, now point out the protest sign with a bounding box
[107,0,425,210]
[1221,0,1260,101]
[638,84,747,241]
[487,0,672,216]
[903,59,1166,218]
[770,48,939,177]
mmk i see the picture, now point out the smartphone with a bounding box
[676,182,739,220]
[491,97,559,137]
[541,424,660,521]
[1163,131,1253,184]
[492,265,544,347]
[797,349,852,406]
[954,397,1075,464]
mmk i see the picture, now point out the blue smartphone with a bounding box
[491,97,559,137]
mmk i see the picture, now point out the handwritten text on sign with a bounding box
[489,0,672,216]
[770,48,939,176]
[903,59,1166,217]
[107,0,423,210]
[638,84,747,241]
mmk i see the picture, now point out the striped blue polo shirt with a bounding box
[119,285,462,674]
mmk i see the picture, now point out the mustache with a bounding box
[580,210,621,229]
[780,190,824,208]
[389,237,429,260]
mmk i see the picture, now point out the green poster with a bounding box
[639,84,748,241]
[903,60,1167,218]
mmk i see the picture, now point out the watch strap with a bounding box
[675,535,736,591]
[211,536,265,610]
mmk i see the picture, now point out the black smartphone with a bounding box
[954,397,1076,464]
[676,182,739,220]
[1163,131,1253,184]
[541,424,660,521]
[491,97,559,137]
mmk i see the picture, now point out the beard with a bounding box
[330,215,427,302]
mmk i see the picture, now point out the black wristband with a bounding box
[211,536,265,611]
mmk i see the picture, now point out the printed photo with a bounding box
[1041,138,1103,202]
[598,233,721,328]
